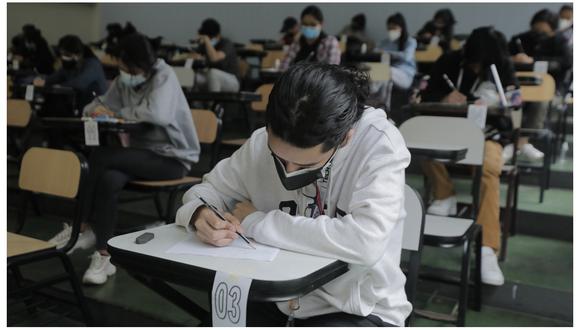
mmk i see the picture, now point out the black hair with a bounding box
[117,33,156,73]
[387,13,409,51]
[560,5,573,13]
[434,8,456,26]
[463,26,510,78]
[198,18,221,38]
[22,24,41,41]
[266,63,369,151]
[301,5,324,23]
[281,17,298,33]
[58,35,95,59]
[351,13,366,31]
[106,23,123,35]
[531,9,559,31]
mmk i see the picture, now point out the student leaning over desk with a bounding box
[48,33,201,286]
[176,62,412,326]
[421,26,521,287]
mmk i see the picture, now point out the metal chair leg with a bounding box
[457,236,472,326]
[510,172,520,236]
[57,252,94,325]
[164,190,179,224]
[473,228,483,311]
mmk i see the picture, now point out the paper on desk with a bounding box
[167,236,279,261]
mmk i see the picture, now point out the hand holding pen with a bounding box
[194,196,256,249]
[90,91,116,118]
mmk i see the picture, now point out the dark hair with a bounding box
[531,9,558,31]
[118,33,156,73]
[281,17,298,33]
[463,26,510,78]
[434,8,456,26]
[106,23,123,35]
[266,63,369,151]
[387,13,409,51]
[351,13,366,31]
[301,5,324,23]
[58,35,95,59]
[198,18,221,37]
[560,5,573,13]
[22,24,41,41]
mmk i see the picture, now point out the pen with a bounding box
[516,38,525,54]
[442,73,456,90]
[92,91,109,110]
[198,196,256,249]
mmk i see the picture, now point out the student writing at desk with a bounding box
[191,18,240,92]
[421,26,521,286]
[279,16,300,47]
[508,9,572,160]
[280,5,341,71]
[416,8,456,52]
[339,13,376,51]
[10,25,55,84]
[33,35,107,108]
[48,33,201,285]
[176,63,412,326]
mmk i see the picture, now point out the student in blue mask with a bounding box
[191,18,240,92]
[280,5,341,71]
[48,33,201,286]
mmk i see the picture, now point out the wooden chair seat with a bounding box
[8,232,56,258]
[221,138,248,146]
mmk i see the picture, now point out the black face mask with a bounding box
[61,59,77,70]
[271,148,337,191]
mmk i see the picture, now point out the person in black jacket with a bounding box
[509,9,572,88]
[11,25,55,82]
[421,27,521,287]
[508,9,571,161]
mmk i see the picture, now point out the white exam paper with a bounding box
[167,236,279,262]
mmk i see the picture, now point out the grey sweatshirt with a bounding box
[83,59,200,170]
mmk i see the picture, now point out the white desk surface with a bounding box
[108,224,341,282]
[406,142,468,151]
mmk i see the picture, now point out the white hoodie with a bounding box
[175,107,412,326]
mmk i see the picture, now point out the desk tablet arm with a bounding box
[408,147,468,164]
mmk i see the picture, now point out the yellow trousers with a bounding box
[421,141,503,251]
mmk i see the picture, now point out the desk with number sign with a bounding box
[107,224,348,324]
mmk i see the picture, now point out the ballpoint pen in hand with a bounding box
[92,91,109,109]
[442,73,456,90]
[197,196,256,249]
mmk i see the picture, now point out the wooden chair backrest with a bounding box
[415,45,443,63]
[517,72,556,103]
[191,109,219,144]
[7,99,32,128]
[251,84,274,112]
[261,50,286,69]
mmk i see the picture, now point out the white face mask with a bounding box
[559,18,572,30]
[388,29,402,41]
[119,70,147,88]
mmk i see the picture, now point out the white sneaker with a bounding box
[481,246,505,286]
[82,251,117,285]
[48,223,96,254]
[502,144,514,163]
[519,143,544,162]
[426,196,457,216]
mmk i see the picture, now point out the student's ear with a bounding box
[340,129,355,148]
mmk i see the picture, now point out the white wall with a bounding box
[7,3,100,46]
[98,2,570,46]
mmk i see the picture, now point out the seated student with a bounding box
[176,63,412,326]
[558,4,573,48]
[416,8,456,52]
[376,13,417,90]
[11,25,55,85]
[33,35,107,108]
[421,26,520,286]
[191,18,240,92]
[280,5,341,70]
[508,9,572,161]
[279,16,300,46]
[339,13,375,50]
[96,23,123,55]
[48,33,201,285]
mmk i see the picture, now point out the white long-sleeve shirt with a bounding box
[175,106,412,326]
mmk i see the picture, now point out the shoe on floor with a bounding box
[426,196,457,216]
[519,143,544,162]
[82,251,117,285]
[502,144,514,163]
[48,223,96,254]
[481,246,505,286]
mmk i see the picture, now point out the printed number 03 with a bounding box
[214,282,242,323]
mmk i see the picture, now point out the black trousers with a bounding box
[204,301,395,327]
[81,147,187,250]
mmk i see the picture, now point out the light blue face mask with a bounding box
[210,38,219,47]
[119,70,147,88]
[301,26,321,40]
